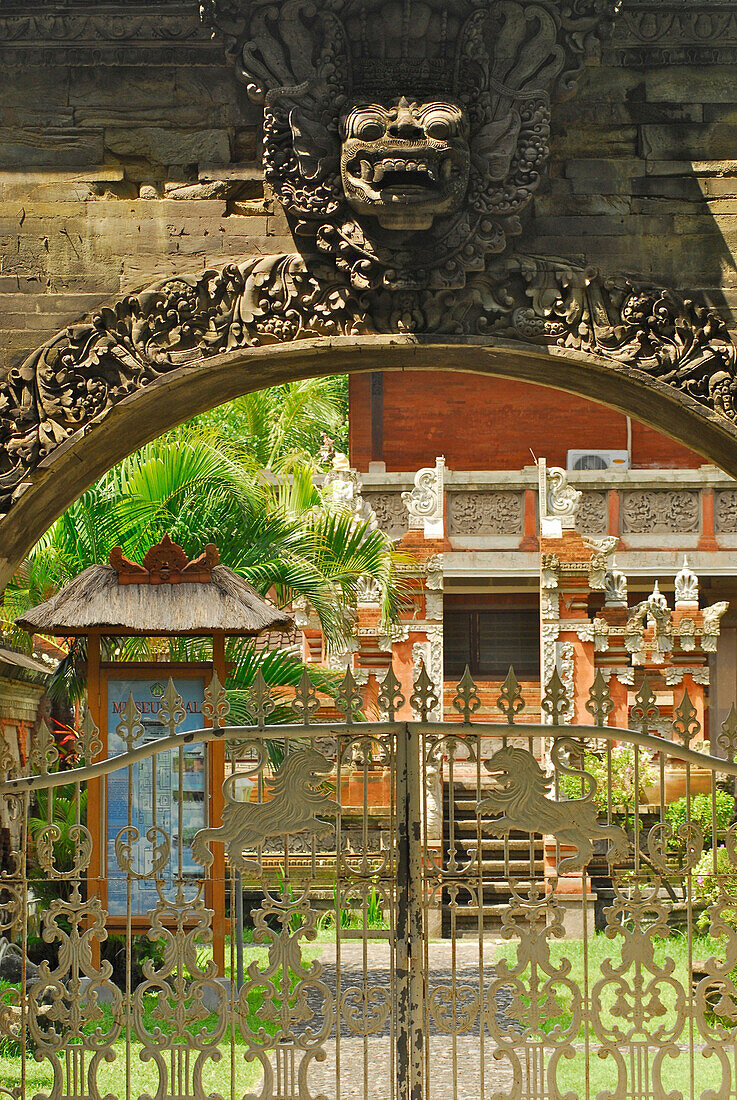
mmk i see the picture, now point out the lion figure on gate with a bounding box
[476,746,628,874]
[191,746,339,874]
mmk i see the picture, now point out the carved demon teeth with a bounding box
[360,159,373,182]
[373,162,385,183]
[440,158,453,180]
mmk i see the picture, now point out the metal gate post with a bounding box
[396,722,425,1100]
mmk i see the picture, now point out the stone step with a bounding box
[443,860,545,876]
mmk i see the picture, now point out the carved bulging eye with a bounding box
[356,117,386,141]
[425,116,451,139]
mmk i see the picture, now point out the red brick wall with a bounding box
[349,372,704,471]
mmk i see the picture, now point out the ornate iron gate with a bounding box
[3,665,737,1100]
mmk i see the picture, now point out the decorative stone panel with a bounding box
[447,491,524,536]
[621,491,700,535]
[576,492,608,536]
[363,493,407,537]
[715,491,737,534]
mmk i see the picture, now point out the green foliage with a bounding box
[192,376,348,472]
[666,790,735,848]
[28,785,87,904]
[559,743,656,811]
[3,378,407,705]
[101,934,165,988]
[318,886,388,931]
[694,845,737,932]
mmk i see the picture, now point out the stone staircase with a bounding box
[441,779,545,936]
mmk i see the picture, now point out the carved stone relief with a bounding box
[403,457,444,532]
[2,0,737,526]
[621,491,701,535]
[576,492,608,536]
[412,628,443,722]
[715,490,737,533]
[610,1,737,66]
[447,491,524,536]
[539,459,581,534]
[202,0,618,293]
[363,492,407,537]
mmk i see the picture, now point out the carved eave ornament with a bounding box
[2,0,737,529]
[201,0,621,292]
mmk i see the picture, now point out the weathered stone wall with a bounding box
[1,0,736,370]
[0,1,293,370]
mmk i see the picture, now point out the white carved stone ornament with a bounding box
[292,595,312,627]
[412,630,443,722]
[403,457,445,537]
[538,459,582,537]
[356,575,383,606]
[378,623,409,653]
[583,535,618,590]
[604,560,628,607]
[323,453,378,530]
[675,556,699,605]
[679,617,697,651]
[541,553,560,590]
[557,641,575,724]
[702,601,729,652]
[665,665,710,687]
[592,617,610,653]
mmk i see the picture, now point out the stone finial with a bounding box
[402,456,445,537]
[538,459,581,537]
[675,556,699,605]
[648,580,668,612]
[323,455,378,529]
[604,560,627,606]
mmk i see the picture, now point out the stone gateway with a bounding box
[2,0,737,581]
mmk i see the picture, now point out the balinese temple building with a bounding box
[297,436,733,930]
[309,426,732,746]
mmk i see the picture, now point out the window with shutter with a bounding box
[444,608,540,679]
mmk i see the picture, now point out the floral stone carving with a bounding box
[2,0,737,523]
[3,254,736,520]
[202,0,618,292]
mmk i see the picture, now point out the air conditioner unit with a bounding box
[566,449,630,472]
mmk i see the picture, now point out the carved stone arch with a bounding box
[2,309,737,590]
[3,1,737,586]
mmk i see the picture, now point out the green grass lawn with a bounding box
[2,931,734,1098]
[487,931,731,1098]
[0,939,324,1095]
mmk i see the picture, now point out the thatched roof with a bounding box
[16,538,293,637]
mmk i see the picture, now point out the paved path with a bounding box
[292,940,518,1100]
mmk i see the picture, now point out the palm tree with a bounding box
[192,376,348,471]
[3,387,407,707]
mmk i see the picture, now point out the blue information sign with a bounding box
[105,677,206,915]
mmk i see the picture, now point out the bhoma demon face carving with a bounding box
[203,0,619,291]
[340,97,470,231]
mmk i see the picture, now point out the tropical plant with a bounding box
[694,846,737,932]
[559,743,656,813]
[28,785,87,903]
[3,383,406,711]
[667,791,735,849]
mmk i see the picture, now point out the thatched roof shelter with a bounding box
[16,534,293,637]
